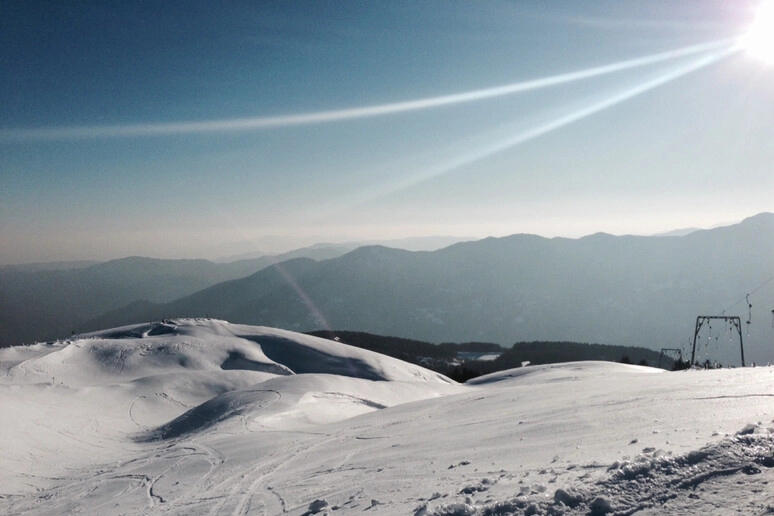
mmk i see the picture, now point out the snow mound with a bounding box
[144,387,283,439]
[143,372,461,439]
[228,322,454,383]
[3,318,452,385]
[467,360,663,386]
[0,318,457,496]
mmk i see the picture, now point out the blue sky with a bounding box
[1,0,773,264]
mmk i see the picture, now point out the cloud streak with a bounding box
[1,38,738,142]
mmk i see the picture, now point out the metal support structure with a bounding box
[690,315,745,367]
[658,348,682,369]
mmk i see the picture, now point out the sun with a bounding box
[743,0,774,64]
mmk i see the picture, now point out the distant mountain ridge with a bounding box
[214,236,469,262]
[0,245,354,347]
[85,213,774,363]
[0,260,100,272]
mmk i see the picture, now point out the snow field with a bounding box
[1,318,773,515]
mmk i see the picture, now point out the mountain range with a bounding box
[0,244,354,347]
[2,214,772,364]
[76,213,774,364]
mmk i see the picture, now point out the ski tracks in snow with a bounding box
[1,440,228,515]
[217,433,344,516]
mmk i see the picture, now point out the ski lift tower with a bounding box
[690,315,745,367]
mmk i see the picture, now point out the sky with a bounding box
[1,0,773,265]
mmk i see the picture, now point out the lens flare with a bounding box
[270,260,333,332]
[0,39,735,142]
[336,46,740,207]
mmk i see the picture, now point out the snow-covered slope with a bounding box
[2,319,774,515]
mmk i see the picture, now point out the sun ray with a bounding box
[331,46,740,210]
[270,260,333,332]
[0,39,736,142]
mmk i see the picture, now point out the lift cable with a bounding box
[722,274,774,314]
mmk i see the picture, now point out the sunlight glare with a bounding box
[0,39,735,142]
[744,0,774,64]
